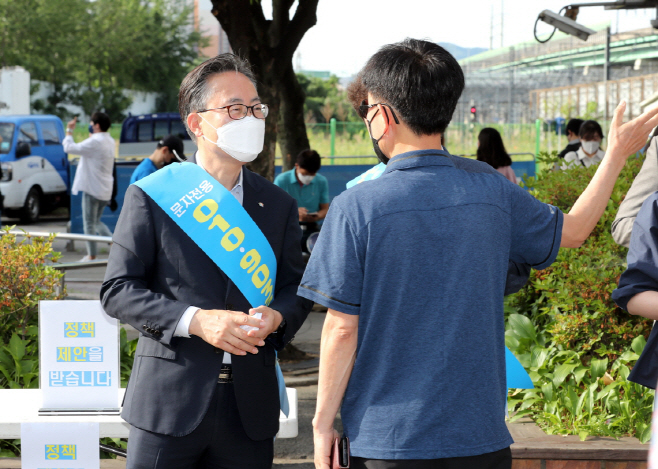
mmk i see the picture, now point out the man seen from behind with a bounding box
[298,39,658,469]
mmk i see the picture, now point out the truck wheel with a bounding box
[19,187,41,224]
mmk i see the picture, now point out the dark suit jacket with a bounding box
[100,167,313,440]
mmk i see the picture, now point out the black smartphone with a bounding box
[339,435,350,468]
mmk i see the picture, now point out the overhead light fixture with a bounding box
[536,9,596,41]
[535,1,658,42]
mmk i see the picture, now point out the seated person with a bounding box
[613,191,658,389]
[274,149,329,251]
[476,127,516,184]
[129,135,186,184]
[558,118,584,159]
[562,120,605,170]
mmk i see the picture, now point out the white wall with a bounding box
[0,67,31,115]
[30,79,159,121]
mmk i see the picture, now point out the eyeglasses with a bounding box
[358,100,400,124]
[197,103,269,120]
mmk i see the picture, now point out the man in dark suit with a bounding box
[101,54,312,468]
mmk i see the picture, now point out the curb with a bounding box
[283,374,318,387]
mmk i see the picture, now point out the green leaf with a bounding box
[590,358,608,380]
[508,314,537,342]
[8,334,25,361]
[552,363,577,388]
[578,430,589,441]
[530,346,549,369]
[0,349,13,370]
[541,383,554,402]
[631,335,647,355]
[573,366,588,386]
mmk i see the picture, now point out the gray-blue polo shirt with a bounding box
[298,150,563,460]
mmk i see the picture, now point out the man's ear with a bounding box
[187,113,203,139]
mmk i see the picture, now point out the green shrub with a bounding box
[0,228,136,458]
[507,152,655,441]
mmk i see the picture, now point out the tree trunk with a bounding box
[277,62,310,171]
[210,0,318,179]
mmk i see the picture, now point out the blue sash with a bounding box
[136,162,290,414]
[346,163,534,390]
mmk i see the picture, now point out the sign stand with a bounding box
[38,300,120,416]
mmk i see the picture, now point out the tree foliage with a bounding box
[298,73,359,124]
[0,0,204,121]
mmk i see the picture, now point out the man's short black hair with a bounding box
[91,112,111,132]
[296,149,321,174]
[178,54,257,142]
[566,118,584,136]
[358,38,464,136]
[579,120,604,140]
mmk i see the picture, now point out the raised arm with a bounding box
[561,102,658,248]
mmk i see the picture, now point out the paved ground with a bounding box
[2,215,324,464]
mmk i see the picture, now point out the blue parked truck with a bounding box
[0,115,70,223]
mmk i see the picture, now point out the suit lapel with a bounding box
[242,169,268,235]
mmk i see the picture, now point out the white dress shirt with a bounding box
[173,161,244,363]
[64,132,116,201]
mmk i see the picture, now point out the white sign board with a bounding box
[39,301,119,412]
[21,422,99,469]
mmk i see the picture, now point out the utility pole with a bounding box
[603,26,611,126]
[500,0,504,49]
[490,5,494,50]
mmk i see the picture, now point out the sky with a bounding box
[271,0,658,77]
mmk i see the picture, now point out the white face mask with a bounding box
[198,114,265,162]
[297,170,315,185]
[581,140,600,155]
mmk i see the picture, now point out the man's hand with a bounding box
[246,305,283,339]
[607,101,658,163]
[298,206,308,222]
[66,116,77,132]
[301,213,319,223]
[313,426,339,469]
[189,309,265,355]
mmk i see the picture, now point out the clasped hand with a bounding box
[189,306,283,355]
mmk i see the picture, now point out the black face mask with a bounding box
[366,109,389,165]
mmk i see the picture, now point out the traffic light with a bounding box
[470,106,477,122]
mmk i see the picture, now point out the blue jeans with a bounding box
[82,192,112,257]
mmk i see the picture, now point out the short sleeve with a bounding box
[561,152,578,170]
[319,176,330,204]
[273,173,285,188]
[297,201,364,314]
[509,185,563,270]
[613,192,658,311]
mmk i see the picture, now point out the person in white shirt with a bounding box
[562,120,605,170]
[63,112,116,261]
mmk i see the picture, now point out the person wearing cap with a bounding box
[130,135,186,184]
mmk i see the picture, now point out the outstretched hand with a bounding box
[607,101,658,163]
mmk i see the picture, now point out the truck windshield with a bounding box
[0,123,15,154]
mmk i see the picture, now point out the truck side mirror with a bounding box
[15,142,31,158]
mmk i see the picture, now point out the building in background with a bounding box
[191,0,232,57]
[458,24,658,125]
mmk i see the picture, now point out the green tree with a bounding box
[0,0,204,121]
[297,73,359,123]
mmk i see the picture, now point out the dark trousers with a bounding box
[125,383,273,469]
[352,446,512,469]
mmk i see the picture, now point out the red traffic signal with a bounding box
[470,106,477,114]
